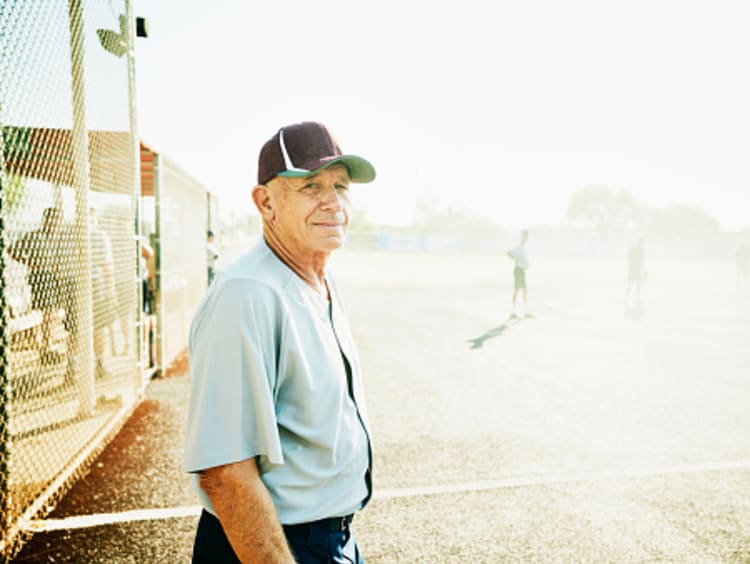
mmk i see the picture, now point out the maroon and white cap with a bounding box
[257,121,376,185]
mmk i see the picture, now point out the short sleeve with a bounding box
[183,278,285,473]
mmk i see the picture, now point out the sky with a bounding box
[132,0,750,231]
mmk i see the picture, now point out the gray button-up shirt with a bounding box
[184,238,372,524]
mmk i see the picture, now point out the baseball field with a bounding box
[16,245,750,562]
[336,248,750,562]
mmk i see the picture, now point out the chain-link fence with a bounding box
[141,147,209,376]
[1,1,148,558]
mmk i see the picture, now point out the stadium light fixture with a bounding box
[97,14,148,58]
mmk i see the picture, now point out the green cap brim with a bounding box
[278,155,376,184]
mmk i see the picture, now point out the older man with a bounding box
[184,122,375,563]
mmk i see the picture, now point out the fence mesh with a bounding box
[1,0,141,557]
[155,154,208,371]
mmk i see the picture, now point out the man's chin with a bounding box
[316,234,346,252]
[323,238,345,251]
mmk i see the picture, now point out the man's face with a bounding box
[267,164,351,255]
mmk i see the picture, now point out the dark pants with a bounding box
[192,509,364,564]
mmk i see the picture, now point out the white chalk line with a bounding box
[24,457,750,533]
[375,457,750,500]
[23,505,203,533]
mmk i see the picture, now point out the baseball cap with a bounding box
[257,121,376,185]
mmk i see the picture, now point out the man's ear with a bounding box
[252,184,274,221]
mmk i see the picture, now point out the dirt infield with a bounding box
[15,249,750,562]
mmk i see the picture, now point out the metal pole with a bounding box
[0,107,12,558]
[153,154,164,377]
[68,0,95,414]
[124,0,144,392]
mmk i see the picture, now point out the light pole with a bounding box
[97,2,148,391]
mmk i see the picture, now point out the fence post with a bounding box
[124,0,145,391]
[153,154,165,376]
[0,108,12,559]
[68,0,95,413]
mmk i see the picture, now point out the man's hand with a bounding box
[200,458,295,564]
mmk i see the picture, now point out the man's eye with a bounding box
[335,184,350,191]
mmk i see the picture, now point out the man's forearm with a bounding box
[200,459,295,564]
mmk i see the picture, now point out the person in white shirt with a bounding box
[506,229,530,318]
[90,207,117,378]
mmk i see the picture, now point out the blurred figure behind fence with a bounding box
[206,229,219,285]
[8,207,76,373]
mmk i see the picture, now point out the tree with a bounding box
[567,185,636,237]
[348,208,376,233]
[647,205,721,239]
[3,173,27,213]
[415,199,503,237]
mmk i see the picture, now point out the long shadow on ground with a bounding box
[467,315,529,349]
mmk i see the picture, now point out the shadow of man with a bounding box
[467,315,527,349]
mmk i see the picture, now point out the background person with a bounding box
[139,235,157,367]
[90,208,118,379]
[8,207,68,365]
[736,242,749,294]
[626,238,646,315]
[506,229,530,318]
[184,121,376,563]
[206,229,219,285]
